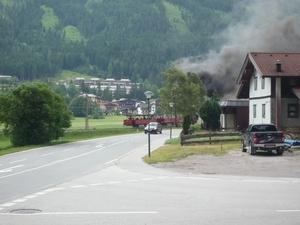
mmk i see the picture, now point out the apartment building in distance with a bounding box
[75,78,140,94]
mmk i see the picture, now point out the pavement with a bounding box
[116,136,180,176]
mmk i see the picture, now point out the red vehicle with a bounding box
[123,115,182,127]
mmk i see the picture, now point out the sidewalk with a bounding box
[116,136,180,176]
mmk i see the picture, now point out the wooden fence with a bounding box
[180,132,241,146]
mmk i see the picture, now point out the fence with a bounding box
[180,132,241,146]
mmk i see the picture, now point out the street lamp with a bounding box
[169,102,174,139]
[144,91,153,157]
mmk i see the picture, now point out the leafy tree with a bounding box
[68,95,99,117]
[159,68,206,124]
[199,99,221,131]
[0,83,71,146]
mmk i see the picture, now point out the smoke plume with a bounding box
[178,0,300,99]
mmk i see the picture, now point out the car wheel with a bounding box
[250,144,256,155]
[241,140,246,152]
[276,148,284,155]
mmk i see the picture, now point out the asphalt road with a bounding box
[1,129,300,225]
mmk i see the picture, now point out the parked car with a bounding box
[241,123,285,155]
[144,122,162,134]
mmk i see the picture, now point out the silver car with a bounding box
[144,122,162,134]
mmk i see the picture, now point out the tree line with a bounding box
[0,0,240,87]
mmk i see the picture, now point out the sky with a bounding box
[178,0,300,99]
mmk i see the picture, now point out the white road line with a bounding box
[108,181,122,184]
[24,195,37,199]
[70,185,87,188]
[0,148,103,179]
[0,165,24,173]
[63,148,74,152]
[0,211,158,216]
[41,153,54,157]
[89,183,105,186]
[1,202,16,207]
[80,145,89,148]
[243,180,287,183]
[9,159,27,164]
[142,178,155,181]
[13,199,27,203]
[105,159,117,165]
[277,210,300,212]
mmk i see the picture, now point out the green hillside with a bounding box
[0,0,238,87]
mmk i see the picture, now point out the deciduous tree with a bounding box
[0,83,72,146]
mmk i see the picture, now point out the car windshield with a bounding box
[148,123,157,127]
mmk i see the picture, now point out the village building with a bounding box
[236,52,300,132]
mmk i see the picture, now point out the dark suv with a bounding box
[144,122,162,134]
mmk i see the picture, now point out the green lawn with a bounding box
[0,115,139,156]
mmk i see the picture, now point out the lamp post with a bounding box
[144,91,153,157]
[169,102,174,139]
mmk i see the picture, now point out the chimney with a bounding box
[276,60,281,72]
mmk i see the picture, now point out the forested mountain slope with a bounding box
[0,0,237,86]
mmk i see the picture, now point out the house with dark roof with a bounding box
[236,52,300,131]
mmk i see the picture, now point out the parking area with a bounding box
[152,149,300,178]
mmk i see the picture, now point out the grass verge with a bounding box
[0,116,139,156]
[143,138,240,164]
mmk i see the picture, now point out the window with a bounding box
[261,77,265,89]
[288,104,298,118]
[254,77,257,90]
[262,104,266,118]
[253,104,257,118]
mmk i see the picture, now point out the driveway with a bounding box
[152,149,300,178]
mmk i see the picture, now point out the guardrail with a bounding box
[180,132,241,146]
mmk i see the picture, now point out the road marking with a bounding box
[9,159,27,164]
[277,210,300,212]
[1,202,16,207]
[41,153,54,157]
[70,185,87,188]
[243,179,286,183]
[24,195,37,199]
[63,148,74,152]
[0,148,104,179]
[0,211,158,216]
[0,165,24,173]
[105,159,116,165]
[13,199,27,203]
[89,183,105,186]
[108,181,122,184]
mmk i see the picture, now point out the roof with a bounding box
[219,100,249,107]
[236,52,300,99]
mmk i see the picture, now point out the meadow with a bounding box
[0,116,138,156]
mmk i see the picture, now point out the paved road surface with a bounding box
[0,130,299,225]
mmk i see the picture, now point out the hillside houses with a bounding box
[75,78,140,95]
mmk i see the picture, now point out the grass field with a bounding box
[163,1,189,35]
[0,115,139,156]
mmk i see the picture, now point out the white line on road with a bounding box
[0,165,24,173]
[63,148,74,152]
[105,159,117,165]
[277,210,300,212]
[9,159,27,164]
[0,211,158,216]
[13,199,27,203]
[0,148,104,179]
[41,153,54,157]
[243,179,287,183]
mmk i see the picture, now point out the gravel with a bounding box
[152,149,300,178]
